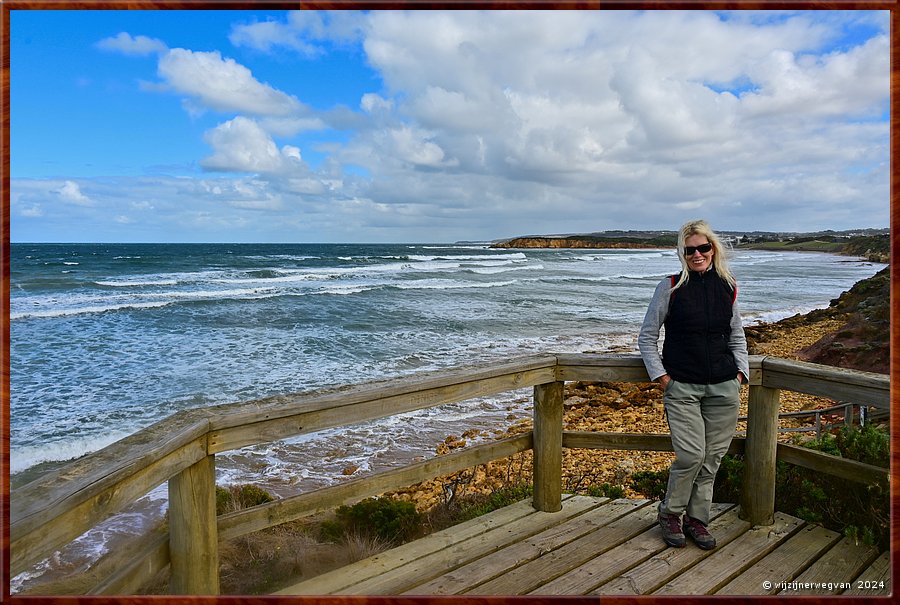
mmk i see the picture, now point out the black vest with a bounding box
[662,269,738,384]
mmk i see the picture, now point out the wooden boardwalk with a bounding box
[276,496,890,597]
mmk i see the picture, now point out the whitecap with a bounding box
[10,301,172,320]
[95,279,179,287]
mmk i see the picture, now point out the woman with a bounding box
[638,219,749,550]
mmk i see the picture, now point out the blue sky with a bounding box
[8,9,891,243]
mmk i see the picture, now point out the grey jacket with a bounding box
[638,275,750,383]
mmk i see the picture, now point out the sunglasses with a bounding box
[683,243,713,256]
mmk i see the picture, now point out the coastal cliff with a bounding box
[492,235,675,249]
[746,265,889,374]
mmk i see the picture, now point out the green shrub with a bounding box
[431,483,534,527]
[712,425,888,550]
[460,483,534,520]
[585,483,626,499]
[321,497,422,545]
[834,424,889,467]
[712,454,743,503]
[630,470,668,501]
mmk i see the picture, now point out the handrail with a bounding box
[9,354,890,595]
[738,401,862,439]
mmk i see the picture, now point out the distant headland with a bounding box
[486,228,889,263]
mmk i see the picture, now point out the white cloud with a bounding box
[201,117,306,174]
[229,10,366,54]
[228,19,321,56]
[361,93,394,115]
[338,10,888,233]
[258,116,328,137]
[742,34,889,118]
[157,49,303,116]
[386,126,457,168]
[20,205,44,218]
[96,32,168,56]
[56,181,92,205]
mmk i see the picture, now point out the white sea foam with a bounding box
[10,301,172,320]
[10,430,136,474]
[11,285,282,320]
[391,279,518,290]
[742,305,828,326]
[469,264,540,275]
[533,272,668,283]
[96,278,179,287]
[314,284,380,295]
[407,252,526,262]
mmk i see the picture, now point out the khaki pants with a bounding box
[660,378,741,524]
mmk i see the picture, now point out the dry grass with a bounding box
[152,515,394,595]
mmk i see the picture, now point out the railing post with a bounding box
[168,454,219,594]
[740,384,780,526]
[533,381,564,512]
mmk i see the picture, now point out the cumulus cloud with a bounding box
[56,181,92,205]
[157,49,303,116]
[741,34,889,118]
[201,116,306,174]
[96,32,168,56]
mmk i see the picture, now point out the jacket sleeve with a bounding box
[729,299,751,384]
[638,278,671,382]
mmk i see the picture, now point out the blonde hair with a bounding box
[672,219,736,290]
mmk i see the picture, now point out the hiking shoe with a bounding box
[683,515,716,550]
[657,512,685,548]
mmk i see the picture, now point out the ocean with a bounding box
[7,242,885,590]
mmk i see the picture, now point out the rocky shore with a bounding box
[388,264,890,511]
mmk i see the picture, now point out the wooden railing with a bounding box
[10,355,890,595]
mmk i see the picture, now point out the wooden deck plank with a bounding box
[530,503,736,596]
[715,523,842,595]
[274,499,890,597]
[277,495,600,595]
[403,498,648,595]
[274,496,555,595]
[653,512,805,595]
[843,551,891,596]
[785,535,881,595]
[593,507,751,595]
[343,495,609,595]
[328,495,606,595]
[467,501,658,595]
